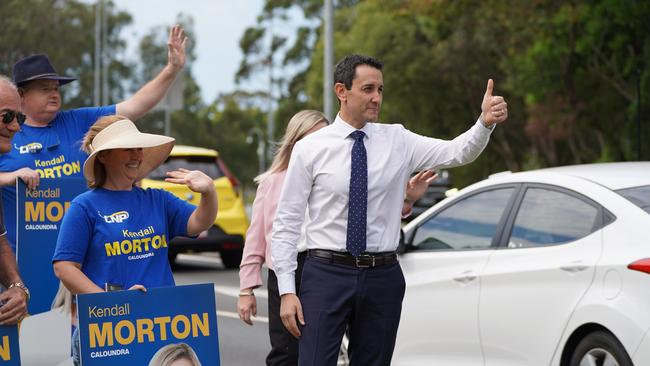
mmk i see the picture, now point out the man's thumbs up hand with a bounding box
[480,79,508,128]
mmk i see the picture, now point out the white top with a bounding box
[270,114,494,294]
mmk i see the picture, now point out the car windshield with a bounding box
[615,185,650,214]
[148,156,224,180]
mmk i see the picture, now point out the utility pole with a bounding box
[637,68,642,161]
[266,19,276,164]
[323,0,334,121]
[247,128,266,175]
[93,1,101,106]
[101,0,109,106]
[267,56,275,162]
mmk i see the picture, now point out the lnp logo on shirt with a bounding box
[15,142,43,154]
[102,211,130,224]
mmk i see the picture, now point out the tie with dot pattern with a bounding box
[346,130,367,257]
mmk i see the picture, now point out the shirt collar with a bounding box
[332,113,373,140]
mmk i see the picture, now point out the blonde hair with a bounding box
[81,115,127,188]
[51,281,73,314]
[148,343,202,366]
[255,110,328,183]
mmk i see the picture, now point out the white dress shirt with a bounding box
[271,114,494,294]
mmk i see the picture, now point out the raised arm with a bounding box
[407,79,508,172]
[165,168,218,236]
[116,25,187,121]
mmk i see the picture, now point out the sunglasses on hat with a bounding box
[1,110,26,125]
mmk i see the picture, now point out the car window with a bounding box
[148,156,224,180]
[507,188,599,248]
[411,188,515,251]
[616,185,650,214]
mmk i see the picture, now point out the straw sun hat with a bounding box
[83,119,175,184]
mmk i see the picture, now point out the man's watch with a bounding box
[8,282,30,301]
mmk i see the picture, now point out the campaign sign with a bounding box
[77,284,220,365]
[16,177,87,314]
[0,325,20,365]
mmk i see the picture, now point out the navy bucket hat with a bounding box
[13,54,76,87]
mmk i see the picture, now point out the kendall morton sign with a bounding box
[77,284,220,365]
[16,177,87,314]
[0,325,20,365]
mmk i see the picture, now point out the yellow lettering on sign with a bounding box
[89,323,114,348]
[25,201,71,222]
[25,202,45,221]
[87,313,212,348]
[0,335,10,361]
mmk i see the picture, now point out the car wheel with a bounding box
[220,250,243,269]
[569,331,633,366]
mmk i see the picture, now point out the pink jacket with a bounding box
[239,171,286,290]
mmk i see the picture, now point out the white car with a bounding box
[394,162,650,366]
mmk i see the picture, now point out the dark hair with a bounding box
[333,54,383,90]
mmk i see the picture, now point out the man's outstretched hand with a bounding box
[480,79,508,128]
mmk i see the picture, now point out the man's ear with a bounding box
[335,82,347,103]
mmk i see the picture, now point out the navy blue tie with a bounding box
[346,130,367,257]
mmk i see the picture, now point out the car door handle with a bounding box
[453,271,477,283]
[560,262,589,273]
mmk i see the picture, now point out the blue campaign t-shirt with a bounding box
[0,106,116,251]
[52,187,196,290]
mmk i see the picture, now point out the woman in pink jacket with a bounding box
[237,109,434,366]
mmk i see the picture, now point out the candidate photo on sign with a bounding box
[148,343,201,366]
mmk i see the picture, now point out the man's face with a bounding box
[0,85,23,153]
[20,79,61,123]
[338,65,383,125]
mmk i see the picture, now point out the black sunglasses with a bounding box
[1,110,26,125]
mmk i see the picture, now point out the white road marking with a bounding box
[177,253,222,264]
[216,310,269,324]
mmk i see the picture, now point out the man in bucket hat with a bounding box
[0,75,28,325]
[0,25,188,252]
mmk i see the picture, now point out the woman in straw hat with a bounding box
[237,110,435,366]
[52,115,217,364]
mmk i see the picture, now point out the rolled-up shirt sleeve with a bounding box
[406,119,493,172]
[270,142,313,295]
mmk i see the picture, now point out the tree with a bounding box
[239,0,650,188]
[0,0,133,107]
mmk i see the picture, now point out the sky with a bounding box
[109,0,266,103]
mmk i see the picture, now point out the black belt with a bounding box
[307,249,398,268]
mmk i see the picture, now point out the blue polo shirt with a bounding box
[52,187,196,290]
[0,106,115,251]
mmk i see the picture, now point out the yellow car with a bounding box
[141,145,249,268]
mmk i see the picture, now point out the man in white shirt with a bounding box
[271,54,508,365]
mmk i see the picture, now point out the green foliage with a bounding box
[130,17,263,189]
[241,0,649,188]
[198,92,267,189]
[3,0,648,191]
[0,0,133,107]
